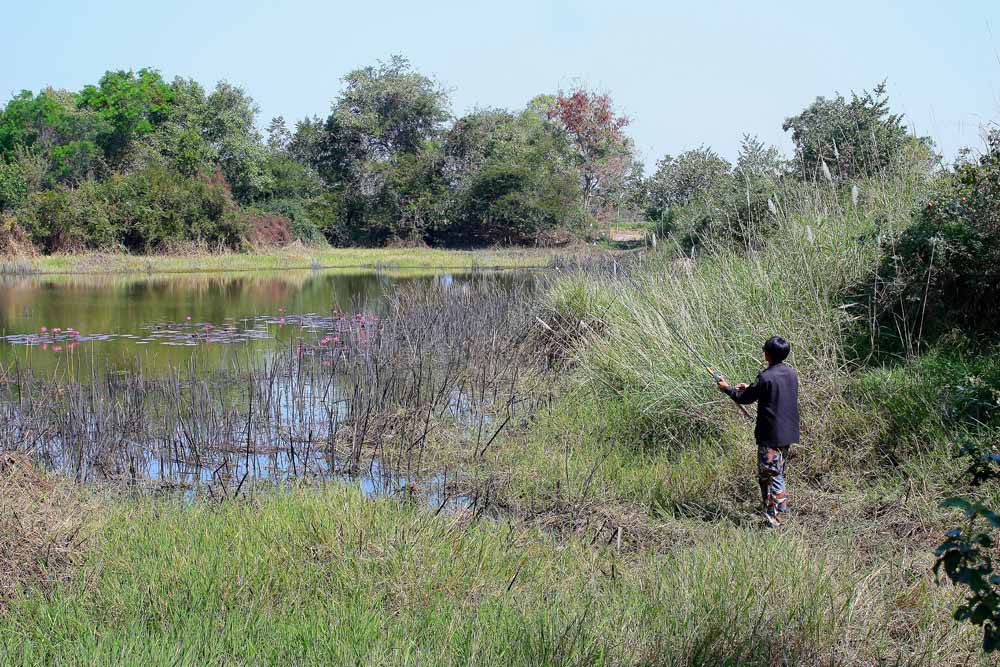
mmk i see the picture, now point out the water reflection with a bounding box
[0,269,515,376]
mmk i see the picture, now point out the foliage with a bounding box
[303,56,450,245]
[645,146,732,233]
[935,440,1000,652]
[246,213,292,247]
[853,341,1000,460]
[14,166,246,252]
[0,160,27,211]
[546,88,635,217]
[644,137,785,247]
[77,68,174,166]
[0,88,108,186]
[328,55,449,164]
[782,82,911,181]
[877,130,1000,345]
[258,198,325,244]
[433,108,583,246]
[203,81,272,203]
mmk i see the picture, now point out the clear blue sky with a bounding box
[5,0,1000,171]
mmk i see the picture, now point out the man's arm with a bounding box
[718,377,764,405]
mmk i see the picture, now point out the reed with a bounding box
[0,276,551,502]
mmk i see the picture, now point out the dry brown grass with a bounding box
[0,452,86,605]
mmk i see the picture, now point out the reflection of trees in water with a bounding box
[0,269,532,377]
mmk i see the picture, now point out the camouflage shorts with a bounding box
[757,445,789,517]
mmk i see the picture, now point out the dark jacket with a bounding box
[723,362,800,446]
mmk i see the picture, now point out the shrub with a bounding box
[878,130,1000,344]
[256,199,325,245]
[247,214,292,247]
[853,342,1000,457]
[15,166,247,252]
[0,213,36,255]
[935,440,1000,653]
[645,137,785,250]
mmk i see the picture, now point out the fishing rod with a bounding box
[616,260,753,421]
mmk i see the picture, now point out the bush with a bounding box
[247,214,291,247]
[853,341,1000,456]
[257,198,325,245]
[645,137,785,250]
[15,166,247,252]
[878,131,1000,343]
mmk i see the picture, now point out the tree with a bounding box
[434,107,582,246]
[327,55,449,163]
[0,161,26,211]
[139,77,216,177]
[287,116,324,166]
[308,56,450,245]
[266,116,292,153]
[782,82,911,181]
[734,134,785,184]
[545,88,633,216]
[203,82,271,203]
[645,146,732,220]
[0,88,107,185]
[77,68,174,166]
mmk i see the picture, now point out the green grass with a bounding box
[0,483,979,666]
[1,246,560,276]
[3,170,998,663]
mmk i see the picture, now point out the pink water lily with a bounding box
[39,326,48,333]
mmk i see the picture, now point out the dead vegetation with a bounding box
[0,452,87,605]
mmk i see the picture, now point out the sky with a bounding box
[5,0,1000,171]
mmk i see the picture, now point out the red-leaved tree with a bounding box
[546,89,633,217]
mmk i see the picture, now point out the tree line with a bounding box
[0,59,937,253]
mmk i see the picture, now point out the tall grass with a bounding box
[0,483,978,666]
[545,175,934,473]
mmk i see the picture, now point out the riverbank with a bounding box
[0,245,569,276]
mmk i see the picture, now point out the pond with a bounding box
[0,269,498,376]
[0,268,543,505]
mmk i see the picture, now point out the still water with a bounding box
[0,268,530,502]
[0,269,466,375]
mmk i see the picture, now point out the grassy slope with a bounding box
[1,246,559,275]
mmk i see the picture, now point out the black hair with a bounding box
[763,336,790,363]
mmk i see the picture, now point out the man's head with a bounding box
[763,336,790,365]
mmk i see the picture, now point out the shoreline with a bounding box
[0,246,573,277]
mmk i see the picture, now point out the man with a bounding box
[717,336,799,528]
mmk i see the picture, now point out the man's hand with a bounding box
[717,379,730,391]
[737,383,748,391]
